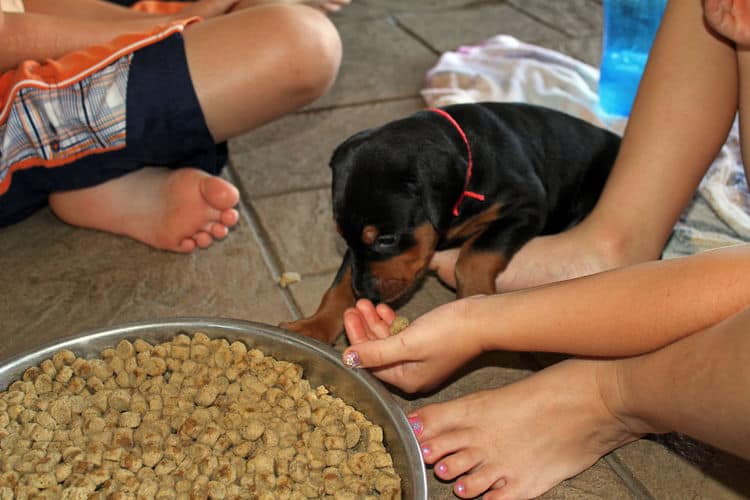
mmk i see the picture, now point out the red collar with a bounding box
[428,107,485,216]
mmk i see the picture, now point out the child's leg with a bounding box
[614,306,750,460]
[183,3,341,142]
[430,0,740,293]
[48,5,340,252]
[408,306,750,500]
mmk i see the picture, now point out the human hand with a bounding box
[703,0,750,45]
[341,299,483,393]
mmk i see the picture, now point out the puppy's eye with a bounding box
[375,234,399,249]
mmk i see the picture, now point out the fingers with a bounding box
[343,299,397,346]
[343,308,371,345]
[342,331,412,369]
[355,300,395,337]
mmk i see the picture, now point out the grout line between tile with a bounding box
[302,95,425,115]
[388,14,441,56]
[224,165,304,320]
[604,453,655,500]
[506,1,579,38]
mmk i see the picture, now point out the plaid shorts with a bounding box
[0,15,226,226]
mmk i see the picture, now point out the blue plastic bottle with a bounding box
[599,0,667,117]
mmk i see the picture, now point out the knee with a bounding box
[268,6,343,102]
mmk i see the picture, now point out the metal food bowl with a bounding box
[0,317,428,499]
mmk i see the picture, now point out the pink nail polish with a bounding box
[408,416,423,436]
[456,483,465,494]
[421,445,430,457]
[343,351,360,368]
[437,463,447,474]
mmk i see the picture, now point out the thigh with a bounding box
[181,3,341,142]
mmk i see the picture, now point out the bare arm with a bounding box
[0,11,173,71]
[0,0,238,72]
[476,243,750,357]
[24,0,162,20]
[343,244,750,393]
[583,0,738,258]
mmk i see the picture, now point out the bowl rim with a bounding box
[0,316,428,499]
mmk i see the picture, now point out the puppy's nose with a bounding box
[352,280,381,302]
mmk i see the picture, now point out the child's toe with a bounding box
[193,231,214,248]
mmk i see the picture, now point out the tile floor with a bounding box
[2,0,750,498]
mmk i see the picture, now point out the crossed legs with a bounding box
[48,2,342,252]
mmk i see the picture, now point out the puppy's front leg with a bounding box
[454,211,544,298]
[279,251,355,344]
[455,235,508,298]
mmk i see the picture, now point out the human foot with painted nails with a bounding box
[407,358,641,499]
[342,298,483,393]
[49,167,240,253]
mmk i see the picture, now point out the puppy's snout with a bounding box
[377,278,411,303]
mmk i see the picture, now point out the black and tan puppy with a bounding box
[281,102,621,344]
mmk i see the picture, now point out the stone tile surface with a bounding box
[229,99,425,198]
[396,3,563,54]
[615,440,750,499]
[2,1,749,499]
[310,17,438,109]
[509,0,603,37]
[0,207,289,360]
[253,188,342,274]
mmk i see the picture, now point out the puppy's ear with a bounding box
[330,129,374,216]
[415,146,465,232]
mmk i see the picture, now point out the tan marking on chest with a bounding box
[445,202,503,241]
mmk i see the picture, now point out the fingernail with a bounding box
[343,351,360,368]
[437,463,447,474]
[456,483,466,494]
[408,416,423,436]
[421,445,430,457]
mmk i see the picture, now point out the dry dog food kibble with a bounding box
[0,333,402,499]
[389,317,410,336]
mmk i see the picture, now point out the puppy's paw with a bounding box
[279,317,343,345]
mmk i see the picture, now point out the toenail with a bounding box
[456,483,465,494]
[421,445,430,457]
[343,351,360,368]
[408,416,423,436]
[437,463,447,474]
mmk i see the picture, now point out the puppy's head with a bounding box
[330,113,467,302]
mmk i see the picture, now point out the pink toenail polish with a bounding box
[456,483,466,494]
[437,463,447,474]
[408,416,423,436]
[343,351,360,368]
[421,445,430,457]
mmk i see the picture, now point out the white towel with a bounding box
[421,35,750,248]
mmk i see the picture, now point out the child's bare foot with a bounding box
[410,358,643,499]
[703,0,750,45]
[48,167,240,253]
